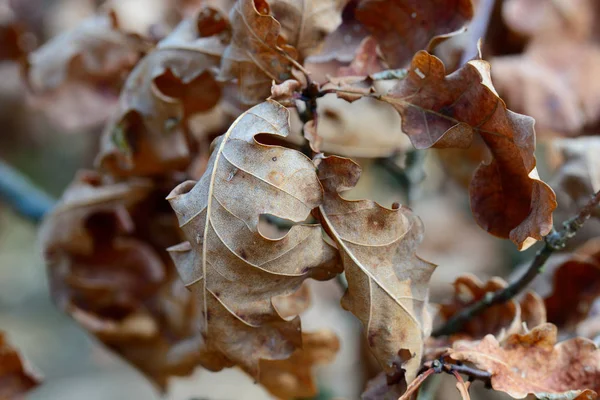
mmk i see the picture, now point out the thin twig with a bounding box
[433,189,600,337]
[0,159,55,223]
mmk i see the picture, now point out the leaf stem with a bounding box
[0,159,55,223]
[433,189,600,337]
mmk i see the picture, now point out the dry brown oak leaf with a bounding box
[355,0,473,68]
[218,0,298,106]
[269,0,349,61]
[26,9,145,130]
[366,51,557,250]
[450,323,600,399]
[259,330,340,399]
[98,7,229,178]
[0,332,41,399]
[315,155,436,384]
[167,100,341,377]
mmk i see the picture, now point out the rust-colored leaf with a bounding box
[364,50,557,249]
[26,9,146,130]
[269,0,349,61]
[167,100,340,377]
[315,155,435,384]
[0,332,41,399]
[450,323,600,399]
[0,5,28,62]
[40,171,223,387]
[338,36,385,76]
[355,0,473,68]
[97,7,229,177]
[258,330,340,399]
[438,275,521,340]
[218,0,298,105]
[545,238,600,332]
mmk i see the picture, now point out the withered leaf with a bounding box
[40,171,220,387]
[167,100,340,377]
[450,323,600,399]
[98,7,229,177]
[0,332,41,399]
[304,1,369,66]
[27,9,145,130]
[39,170,152,255]
[338,36,385,76]
[0,5,27,62]
[315,155,435,384]
[545,238,600,332]
[269,0,349,61]
[438,275,521,340]
[218,0,298,105]
[492,41,600,136]
[259,330,340,399]
[370,51,557,249]
[355,0,473,68]
[502,0,595,41]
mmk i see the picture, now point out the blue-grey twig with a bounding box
[0,159,55,222]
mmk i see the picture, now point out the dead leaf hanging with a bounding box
[450,323,600,399]
[97,7,230,177]
[218,0,298,105]
[167,100,340,377]
[358,50,558,249]
[315,155,435,384]
[355,0,474,68]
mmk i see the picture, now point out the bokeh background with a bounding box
[1,0,599,399]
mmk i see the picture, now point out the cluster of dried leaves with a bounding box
[0,0,596,398]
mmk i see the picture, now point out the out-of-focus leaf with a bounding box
[438,275,521,340]
[218,0,298,105]
[167,100,341,377]
[315,155,435,384]
[0,4,28,62]
[492,41,600,136]
[545,238,600,333]
[355,0,473,68]
[503,0,596,41]
[259,330,340,399]
[450,323,600,399]
[27,9,146,130]
[40,171,222,388]
[0,332,41,399]
[270,0,349,61]
[98,7,230,177]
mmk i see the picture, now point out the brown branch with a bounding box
[433,189,600,337]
